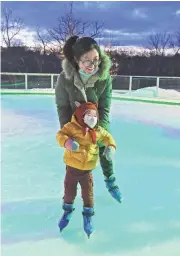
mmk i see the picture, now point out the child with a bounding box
[56,101,122,238]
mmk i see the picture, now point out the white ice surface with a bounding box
[1,96,180,256]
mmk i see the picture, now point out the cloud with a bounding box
[1,26,38,47]
[132,8,148,19]
[103,29,141,37]
[175,9,180,16]
[99,29,151,42]
[83,1,112,10]
[83,2,95,9]
[97,2,112,10]
[15,28,38,47]
[1,26,59,49]
[0,24,151,48]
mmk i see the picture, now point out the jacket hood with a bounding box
[61,51,111,81]
[71,114,81,127]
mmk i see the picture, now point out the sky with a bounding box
[1,1,180,47]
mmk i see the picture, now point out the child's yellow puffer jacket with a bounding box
[56,115,116,170]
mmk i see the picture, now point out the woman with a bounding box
[55,36,122,227]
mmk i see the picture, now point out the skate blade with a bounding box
[59,227,64,233]
[119,196,124,203]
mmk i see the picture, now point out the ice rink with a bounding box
[1,95,180,256]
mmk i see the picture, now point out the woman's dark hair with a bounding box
[63,35,101,67]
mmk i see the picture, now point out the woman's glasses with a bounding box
[80,59,101,67]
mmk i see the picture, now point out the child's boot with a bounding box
[58,203,75,232]
[104,175,123,203]
[82,207,94,238]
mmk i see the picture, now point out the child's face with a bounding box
[83,109,98,128]
[84,109,97,117]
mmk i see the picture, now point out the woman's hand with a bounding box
[103,146,115,161]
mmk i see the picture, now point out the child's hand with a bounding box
[103,146,115,161]
[65,138,79,152]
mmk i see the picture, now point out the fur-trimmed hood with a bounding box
[61,52,111,81]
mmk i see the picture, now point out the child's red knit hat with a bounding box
[75,102,98,127]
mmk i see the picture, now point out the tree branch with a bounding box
[1,8,23,47]
[48,2,104,49]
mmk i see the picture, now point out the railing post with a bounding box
[25,74,28,90]
[51,74,54,89]
[129,76,132,96]
[156,77,160,97]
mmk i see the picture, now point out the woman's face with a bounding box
[78,49,100,74]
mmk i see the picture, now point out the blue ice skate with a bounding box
[82,207,94,238]
[58,203,75,232]
[105,175,123,203]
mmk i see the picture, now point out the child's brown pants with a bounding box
[63,166,94,208]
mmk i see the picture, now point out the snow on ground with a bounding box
[113,87,180,100]
[1,87,180,102]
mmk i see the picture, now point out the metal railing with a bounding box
[1,72,180,98]
[1,72,59,90]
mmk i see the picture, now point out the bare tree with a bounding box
[48,2,103,48]
[89,21,104,38]
[170,30,180,54]
[1,8,24,47]
[147,32,171,56]
[103,30,114,52]
[35,25,50,55]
